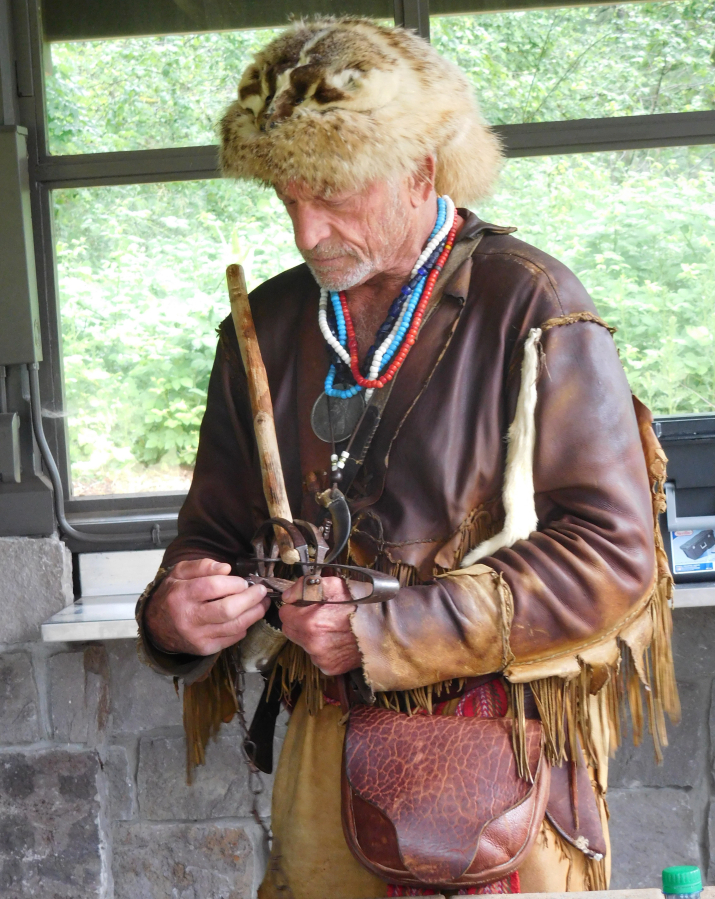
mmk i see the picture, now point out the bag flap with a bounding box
[344,706,544,883]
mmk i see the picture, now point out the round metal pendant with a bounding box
[310,391,366,444]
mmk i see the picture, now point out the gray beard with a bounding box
[303,255,376,291]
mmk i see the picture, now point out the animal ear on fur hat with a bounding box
[219,17,503,205]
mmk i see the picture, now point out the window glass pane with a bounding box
[476,145,715,415]
[432,0,715,124]
[45,29,279,155]
[54,178,301,496]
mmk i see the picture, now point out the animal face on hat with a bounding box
[220,18,503,205]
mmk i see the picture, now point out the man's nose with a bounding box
[290,205,332,253]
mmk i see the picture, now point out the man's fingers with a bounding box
[175,574,250,605]
[195,584,269,625]
[172,558,232,581]
[188,596,272,656]
[146,560,263,656]
[280,578,303,604]
[203,596,271,638]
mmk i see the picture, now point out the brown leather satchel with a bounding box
[341,698,550,889]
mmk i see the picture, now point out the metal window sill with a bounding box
[672,581,715,609]
[41,594,139,641]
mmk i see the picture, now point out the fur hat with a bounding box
[219,18,503,204]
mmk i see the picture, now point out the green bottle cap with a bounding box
[662,866,702,895]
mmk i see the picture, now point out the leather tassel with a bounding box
[530,676,568,765]
[569,759,580,831]
[273,642,328,716]
[604,670,622,757]
[452,505,502,568]
[618,450,680,764]
[549,818,608,890]
[586,855,608,891]
[508,682,532,782]
[375,558,422,587]
[182,647,240,783]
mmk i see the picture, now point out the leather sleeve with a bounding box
[351,564,511,692]
[352,318,656,693]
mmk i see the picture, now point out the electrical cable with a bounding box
[28,362,155,545]
[0,365,7,414]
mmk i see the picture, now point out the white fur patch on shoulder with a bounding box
[461,327,542,567]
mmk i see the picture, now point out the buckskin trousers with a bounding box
[258,693,611,899]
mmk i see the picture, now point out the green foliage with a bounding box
[432,0,715,123]
[54,179,301,494]
[46,4,715,495]
[46,29,280,154]
[481,148,715,415]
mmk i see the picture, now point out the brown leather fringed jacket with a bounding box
[138,210,678,785]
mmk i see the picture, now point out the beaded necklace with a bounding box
[318,196,456,401]
[312,196,458,475]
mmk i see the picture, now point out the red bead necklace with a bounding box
[339,219,459,390]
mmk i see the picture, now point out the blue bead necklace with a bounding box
[321,197,451,400]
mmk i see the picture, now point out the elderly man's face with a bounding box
[275,177,416,291]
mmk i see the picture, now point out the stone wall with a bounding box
[609,606,715,889]
[1,535,714,898]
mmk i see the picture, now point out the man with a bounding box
[137,17,677,899]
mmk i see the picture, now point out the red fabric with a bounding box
[386,870,520,895]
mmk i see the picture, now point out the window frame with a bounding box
[7,0,715,551]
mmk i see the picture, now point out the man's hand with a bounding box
[280,577,362,676]
[144,559,270,656]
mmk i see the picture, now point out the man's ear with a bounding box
[409,156,437,204]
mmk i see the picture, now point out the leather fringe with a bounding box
[376,677,467,715]
[621,561,680,762]
[451,505,502,569]
[510,679,533,782]
[272,641,329,716]
[182,647,240,783]
[273,647,470,717]
[617,419,680,761]
[550,825,609,891]
[586,855,609,892]
[509,579,678,774]
[373,557,422,587]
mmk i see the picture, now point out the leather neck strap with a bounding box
[339,229,481,498]
[338,673,352,716]
[338,378,396,498]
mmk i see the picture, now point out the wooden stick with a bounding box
[227,264,300,566]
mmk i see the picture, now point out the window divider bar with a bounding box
[394,0,431,38]
[34,144,221,187]
[35,111,715,190]
[498,110,715,157]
